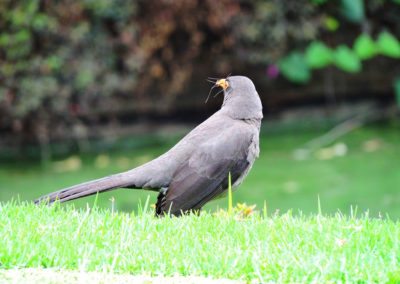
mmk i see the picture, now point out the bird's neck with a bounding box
[220,96,263,121]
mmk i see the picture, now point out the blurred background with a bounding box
[0,0,399,217]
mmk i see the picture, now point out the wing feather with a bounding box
[156,121,254,216]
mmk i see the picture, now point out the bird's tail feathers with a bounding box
[35,174,130,204]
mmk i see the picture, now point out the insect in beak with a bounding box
[215,79,229,90]
[205,77,229,103]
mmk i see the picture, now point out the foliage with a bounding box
[353,34,376,60]
[276,0,400,107]
[0,0,324,145]
[333,45,361,73]
[340,0,365,23]
[279,31,400,82]
[377,31,400,58]
[279,52,310,84]
[1,0,400,146]
[305,41,333,69]
[0,1,141,144]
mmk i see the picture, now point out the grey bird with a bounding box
[35,76,263,216]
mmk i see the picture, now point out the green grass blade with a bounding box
[228,172,233,214]
[263,200,268,218]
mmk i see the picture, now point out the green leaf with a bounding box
[76,69,94,89]
[33,14,50,30]
[0,34,10,46]
[340,0,365,23]
[394,78,400,107]
[377,31,400,58]
[324,16,340,32]
[45,55,63,71]
[279,52,311,84]
[334,45,362,73]
[305,41,333,69]
[14,29,30,43]
[353,34,376,60]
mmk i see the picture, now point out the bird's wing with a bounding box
[34,113,234,205]
[156,120,255,215]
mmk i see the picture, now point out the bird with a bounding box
[35,75,263,216]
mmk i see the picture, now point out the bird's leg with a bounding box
[155,187,168,217]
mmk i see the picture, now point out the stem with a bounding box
[228,172,233,214]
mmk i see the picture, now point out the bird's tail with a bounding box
[34,173,131,204]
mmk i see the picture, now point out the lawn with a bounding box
[0,125,399,218]
[0,202,399,283]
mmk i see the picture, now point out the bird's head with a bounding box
[213,75,263,120]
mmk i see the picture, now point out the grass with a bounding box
[1,201,400,282]
[0,269,239,284]
[0,125,399,218]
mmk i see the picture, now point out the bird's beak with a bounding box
[215,79,229,90]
